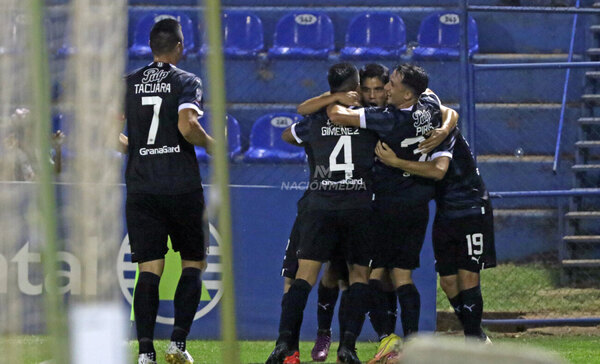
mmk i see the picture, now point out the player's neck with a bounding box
[153,55,178,66]
[396,98,416,110]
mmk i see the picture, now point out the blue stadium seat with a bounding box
[340,12,406,59]
[413,12,478,60]
[244,113,305,163]
[129,12,196,58]
[194,113,243,163]
[199,11,264,58]
[268,12,334,59]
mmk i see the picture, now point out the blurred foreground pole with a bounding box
[202,0,240,363]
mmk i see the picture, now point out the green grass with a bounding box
[5,334,600,363]
[436,263,600,315]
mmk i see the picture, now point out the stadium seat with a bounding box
[194,113,243,163]
[413,12,479,60]
[268,12,334,59]
[200,11,264,58]
[129,12,196,57]
[340,12,407,59]
[244,113,305,163]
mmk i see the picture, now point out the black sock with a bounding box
[317,282,339,333]
[171,267,202,351]
[341,283,369,348]
[448,293,465,327]
[397,284,420,337]
[368,279,391,339]
[278,279,312,347]
[384,290,398,335]
[134,272,160,356]
[338,289,349,338]
[461,286,484,338]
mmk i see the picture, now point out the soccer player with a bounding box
[124,18,213,364]
[267,63,379,364]
[375,126,496,343]
[327,64,458,353]
[293,63,396,362]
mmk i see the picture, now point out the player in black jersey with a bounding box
[327,65,458,348]
[376,126,496,344]
[288,63,396,362]
[267,63,378,364]
[123,18,213,364]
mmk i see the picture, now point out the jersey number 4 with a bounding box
[142,96,163,145]
[329,135,355,179]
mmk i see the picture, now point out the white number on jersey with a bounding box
[142,96,163,145]
[329,135,354,179]
[399,136,427,176]
[466,233,484,256]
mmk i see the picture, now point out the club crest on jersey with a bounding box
[142,68,169,84]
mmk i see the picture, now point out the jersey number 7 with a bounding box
[142,96,163,145]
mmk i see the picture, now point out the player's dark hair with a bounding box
[328,63,359,93]
[149,18,184,56]
[395,64,428,96]
[359,63,389,84]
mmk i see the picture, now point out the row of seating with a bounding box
[129,11,479,60]
[196,112,305,163]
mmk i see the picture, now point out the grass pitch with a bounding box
[5,333,599,363]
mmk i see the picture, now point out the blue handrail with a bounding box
[490,188,600,198]
[553,0,581,174]
[468,5,600,14]
[472,61,600,71]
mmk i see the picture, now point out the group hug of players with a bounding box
[266,62,497,364]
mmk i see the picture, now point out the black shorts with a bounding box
[433,201,496,276]
[126,189,207,263]
[373,201,429,270]
[281,217,349,279]
[294,208,375,268]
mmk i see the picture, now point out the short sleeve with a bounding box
[429,128,457,161]
[178,74,204,116]
[291,118,311,144]
[420,93,442,109]
[362,106,396,136]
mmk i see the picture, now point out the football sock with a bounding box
[317,282,339,333]
[338,289,349,337]
[134,272,160,356]
[341,282,369,346]
[397,284,420,337]
[368,279,391,339]
[448,293,465,326]
[278,279,312,347]
[384,289,398,335]
[460,285,484,337]
[172,267,202,351]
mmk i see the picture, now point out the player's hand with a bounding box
[418,128,448,154]
[119,133,128,153]
[336,91,361,107]
[375,141,398,166]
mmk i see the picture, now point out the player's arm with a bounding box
[326,104,362,128]
[375,141,450,181]
[297,91,361,115]
[178,108,215,153]
[418,104,459,154]
[281,126,302,147]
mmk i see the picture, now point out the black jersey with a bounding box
[360,93,448,205]
[125,62,203,194]
[291,110,379,210]
[435,128,490,215]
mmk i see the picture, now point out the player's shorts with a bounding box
[126,189,207,263]
[294,208,375,268]
[433,200,496,276]
[281,216,349,279]
[372,200,429,270]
